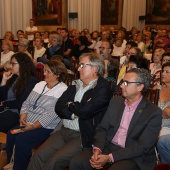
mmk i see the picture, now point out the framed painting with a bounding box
[146,0,170,24]
[32,0,66,26]
[101,0,122,25]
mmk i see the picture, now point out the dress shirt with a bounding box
[109,96,143,162]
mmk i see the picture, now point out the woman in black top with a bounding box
[0,53,38,133]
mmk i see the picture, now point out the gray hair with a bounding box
[2,40,14,51]
[126,68,151,95]
[53,34,63,46]
[19,38,29,47]
[79,52,104,77]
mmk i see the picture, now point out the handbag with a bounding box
[3,146,15,170]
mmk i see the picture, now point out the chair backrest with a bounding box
[65,73,75,85]
[70,59,79,79]
[36,67,44,81]
[145,88,160,105]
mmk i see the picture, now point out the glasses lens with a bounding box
[124,81,128,86]
[79,64,84,68]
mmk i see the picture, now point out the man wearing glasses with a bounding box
[69,68,162,170]
[95,31,110,54]
[28,52,112,170]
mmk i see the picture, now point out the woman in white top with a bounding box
[6,59,68,170]
[150,48,165,87]
[0,40,14,70]
[33,37,46,64]
[136,33,145,53]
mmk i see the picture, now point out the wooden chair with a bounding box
[145,88,160,105]
[70,59,79,79]
[65,73,75,85]
[36,67,44,81]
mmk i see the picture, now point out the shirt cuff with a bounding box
[109,153,114,163]
[92,146,102,153]
[71,114,75,120]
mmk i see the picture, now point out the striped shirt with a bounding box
[20,81,67,129]
[63,79,97,131]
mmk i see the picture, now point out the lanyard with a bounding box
[33,82,60,110]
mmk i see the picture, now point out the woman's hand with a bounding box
[20,122,34,132]
[1,71,13,86]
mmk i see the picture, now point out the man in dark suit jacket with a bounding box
[69,68,162,170]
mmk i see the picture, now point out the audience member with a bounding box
[71,36,90,60]
[27,52,112,170]
[86,33,96,50]
[156,62,170,163]
[43,33,63,61]
[0,40,14,70]
[33,37,46,64]
[3,31,14,41]
[16,30,24,40]
[111,38,124,57]
[25,19,38,41]
[144,31,153,61]
[120,41,138,67]
[0,53,38,133]
[60,28,74,68]
[154,29,170,51]
[95,31,109,54]
[162,51,170,65]
[99,40,113,78]
[69,68,162,170]
[6,59,68,170]
[42,31,49,43]
[117,47,141,84]
[18,38,32,58]
[136,33,145,53]
[149,48,165,87]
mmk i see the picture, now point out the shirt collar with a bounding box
[124,96,143,110]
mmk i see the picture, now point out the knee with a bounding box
[69,156,82,170]
[157,135,170,152]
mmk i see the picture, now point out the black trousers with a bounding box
[0,110,19,133]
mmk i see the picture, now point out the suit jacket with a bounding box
[93,96,162,170]
[55,77,112,148]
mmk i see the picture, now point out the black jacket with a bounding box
[55,77,112,148]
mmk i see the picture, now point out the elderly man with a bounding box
[69,68,162,170]
[27,52,112,170]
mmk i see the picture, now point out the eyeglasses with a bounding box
[121,80,143,87]
[162,59,170,62]
[102,34,107,36]
[78,63,92,68]
[10,62,18,66]
[99,46,110,50]
[127,52,137,55]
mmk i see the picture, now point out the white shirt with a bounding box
[0,51,14,65]
[34,47,46,60]
[25,26,38,40]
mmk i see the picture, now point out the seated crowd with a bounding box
[0,21,170,170]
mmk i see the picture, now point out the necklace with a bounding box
[33,82,60,110]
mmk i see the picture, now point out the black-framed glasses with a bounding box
[99,46,110,50]
[121,80,143,87]
[78,63,92,68]
[10,62,18,66]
